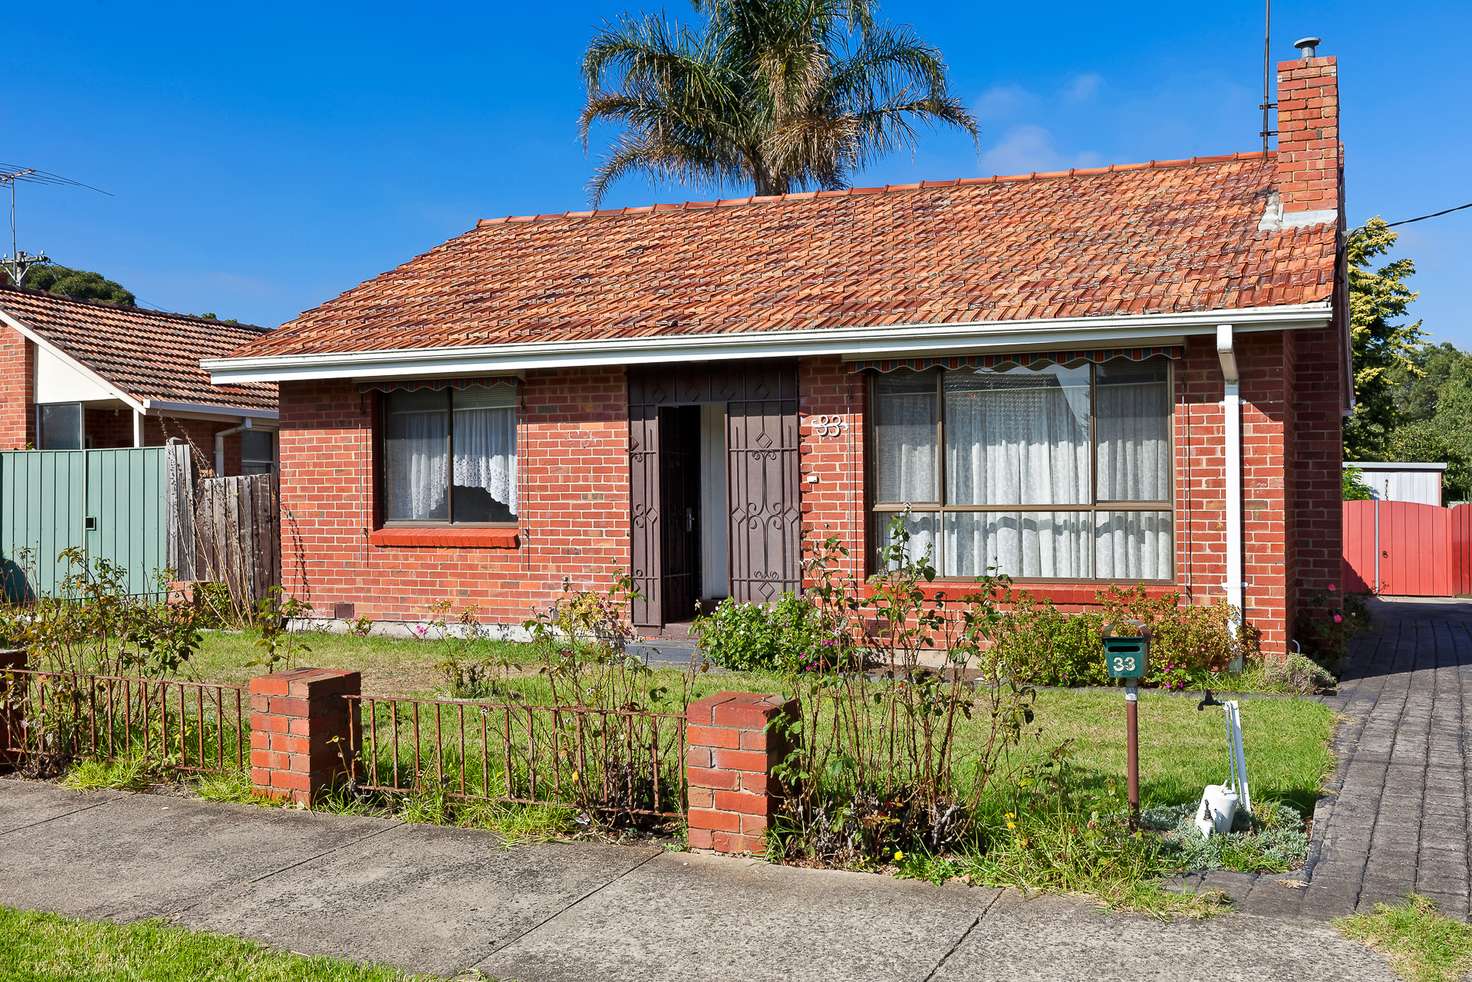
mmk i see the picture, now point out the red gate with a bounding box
[1343,500,1472,596]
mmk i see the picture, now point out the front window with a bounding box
[870,359,1172,580]
[382,385,518,525]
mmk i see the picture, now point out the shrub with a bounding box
[1264,652,1337,695]
[1098,586,1260,689]
[989,596,1106,687]
[771,516,1039,868]
[690,593,832,673]
[1142,801,1309,874]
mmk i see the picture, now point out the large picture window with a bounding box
[870,359,1172,581]
[381,385,518,525]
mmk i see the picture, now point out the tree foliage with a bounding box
[579,0,977,203]
[18,263,136,307]
[1385,344,1472,502]
[1343,219,1424,458]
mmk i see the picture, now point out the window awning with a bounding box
[849,345,1182,374]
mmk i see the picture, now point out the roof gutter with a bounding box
[203,303,1333,384]
[140,399,279,423]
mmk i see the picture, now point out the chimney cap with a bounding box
[1294,36,1322,59]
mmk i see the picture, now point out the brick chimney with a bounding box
[1274,39,1341,223]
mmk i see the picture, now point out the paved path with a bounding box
[0,778,1393,981]
[1302,597,1472,918]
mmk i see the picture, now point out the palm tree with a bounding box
[579,0,978,204]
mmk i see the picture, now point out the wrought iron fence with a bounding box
[344,695,687,820]
[0,669,247,774]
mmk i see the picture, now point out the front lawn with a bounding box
[0,906,449,981]
[190,629,1332,816]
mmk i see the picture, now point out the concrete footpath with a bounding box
[0,778,1394,981]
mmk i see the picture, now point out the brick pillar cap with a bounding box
[250,667,360,698]
[687,691,793,725]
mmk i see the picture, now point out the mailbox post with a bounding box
[1104,633,1148,823]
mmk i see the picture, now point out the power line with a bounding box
[1385,201,1472,229]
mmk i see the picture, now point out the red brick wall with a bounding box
[0,326,35,449]
[1289,326,1348,622]
[277,369,627,623]
[282,350,1310,654]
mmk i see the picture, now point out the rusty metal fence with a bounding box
[0,669,247,775]
[343,694,687,820]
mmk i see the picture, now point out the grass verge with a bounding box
[0,906,456,981]
[1337,895,1472,982]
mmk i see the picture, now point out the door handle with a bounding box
[686,508,695,532]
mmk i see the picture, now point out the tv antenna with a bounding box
[1258,0,1275,154]
[0,164,111,287]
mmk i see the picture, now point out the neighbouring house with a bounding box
[1344,461,1447,506]
[207,48,1349,657]
[0,287,279,475]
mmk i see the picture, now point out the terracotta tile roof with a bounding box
[0,287,278,412]
[232,152,1337,360]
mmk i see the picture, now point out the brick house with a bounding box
[0,288,278,475]
[207,51,1348,656]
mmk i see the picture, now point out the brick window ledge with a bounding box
[368,527,520,549]
[860,581,1180,605]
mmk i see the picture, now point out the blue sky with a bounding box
[5,1,1470,345]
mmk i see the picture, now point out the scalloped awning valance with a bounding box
[849,345,1182,374]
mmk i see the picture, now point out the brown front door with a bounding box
[658,406,701,622]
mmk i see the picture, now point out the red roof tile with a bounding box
[232,153,1335,360]
[0,287,278,412]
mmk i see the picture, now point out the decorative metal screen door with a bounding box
[628,401,662,626]
[726,366,801,603]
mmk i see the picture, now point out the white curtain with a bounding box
[1096,376,1170,502]
[873,377,937,503]
[385,402,449,521]
[1095,511,1173,579]
[942,366,1091,577]
[453,404,517,513]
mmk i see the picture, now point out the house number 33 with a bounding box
[813,415,848,439]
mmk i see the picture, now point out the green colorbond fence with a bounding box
[0,447,171,600]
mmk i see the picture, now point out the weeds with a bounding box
[1143,801,1309,874]
[1338,895,1472,982]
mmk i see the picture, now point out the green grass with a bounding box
[1337,895,1472,982]
[0,906,455,981]
[188,629,540,692]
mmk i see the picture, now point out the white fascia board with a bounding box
[0,308,145,414]
[1344,461,1448,472]
[140,399,279,423]
[203,303,1333,384]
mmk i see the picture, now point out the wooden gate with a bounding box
[1343,499,1472,596]
[628,362,800,626]
[174,473,282,611]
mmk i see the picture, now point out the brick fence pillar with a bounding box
[249,667,360,805]
[0,649,26,771]
[685,691,795,856]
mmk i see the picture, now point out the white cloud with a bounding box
[1062,72,1103,103]
[974,83,1033,121]
[978,124,1102,177]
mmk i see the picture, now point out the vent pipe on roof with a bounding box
[1294,36,1321,59]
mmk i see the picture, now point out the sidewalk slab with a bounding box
[478,851,995,982]
[0,791,393,922]
[179,823,662,977]
[0,778,118,834]
[930,893,1396,982]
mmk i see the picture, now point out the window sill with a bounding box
[368,527,519,549]
[862,581,1179,605]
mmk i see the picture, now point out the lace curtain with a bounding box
[384,386,517,522]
